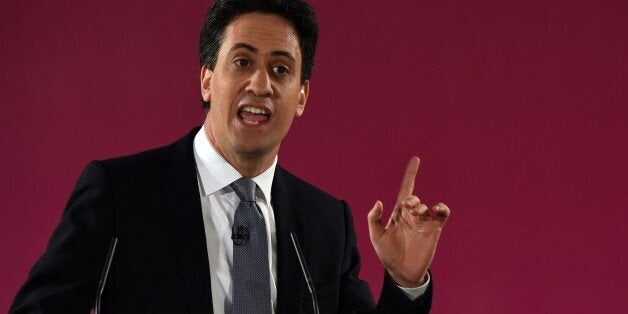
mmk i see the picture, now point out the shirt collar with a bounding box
[193,125,277,203]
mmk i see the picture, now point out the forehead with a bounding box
[220,13,301,61]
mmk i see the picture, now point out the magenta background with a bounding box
[2,0,627,312]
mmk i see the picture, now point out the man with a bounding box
[11,0,450,313]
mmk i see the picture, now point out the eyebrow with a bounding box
[229,42,296,62]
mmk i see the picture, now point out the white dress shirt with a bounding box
[192,126,428,314]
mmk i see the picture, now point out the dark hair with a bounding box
[199,0,318,112]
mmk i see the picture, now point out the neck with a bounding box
[204,126,277,179]
[229,153,276,178]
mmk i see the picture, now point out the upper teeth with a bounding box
[242,106,268,115]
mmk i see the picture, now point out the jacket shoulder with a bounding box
[97,126,199,175]
[275,166,343,205]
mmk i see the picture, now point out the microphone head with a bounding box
[232,226,250,246]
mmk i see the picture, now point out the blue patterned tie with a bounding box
[230,178,272,313]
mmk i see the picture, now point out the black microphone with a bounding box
[94,237,118,314]
[289,232,319,314]
[232,226,250,246]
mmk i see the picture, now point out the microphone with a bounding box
[94,237,118,314]
[232,226,250,246]
[289,232,319,314]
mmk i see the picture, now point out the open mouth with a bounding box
[238,106,270,125]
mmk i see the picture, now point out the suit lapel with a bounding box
[158,127,213,313]
[273,167,307,313]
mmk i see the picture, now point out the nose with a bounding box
[245,68,273,97]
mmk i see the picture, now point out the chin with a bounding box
[234,144,274,159]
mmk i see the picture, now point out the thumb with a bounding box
[367,200,384,245]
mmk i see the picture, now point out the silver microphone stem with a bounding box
[95,237,118,314]
[289,232,319,314]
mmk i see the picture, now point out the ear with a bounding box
[200,65,213,102]
[295,80,309,117]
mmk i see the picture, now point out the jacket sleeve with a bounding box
[376,271,432,313]
[338,201,433,314]
[10,161,115,313]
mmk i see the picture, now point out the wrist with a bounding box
[388,270,428,288]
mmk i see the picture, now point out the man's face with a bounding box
[201,12,309,163]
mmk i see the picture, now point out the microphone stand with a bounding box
[94,237,118,314]
[289,233,319,314]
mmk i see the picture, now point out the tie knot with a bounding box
[230,177,257,202]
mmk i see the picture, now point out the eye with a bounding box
[272,65,289,75]
[234,59,250,67]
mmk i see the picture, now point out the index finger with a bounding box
[396,156,420,203]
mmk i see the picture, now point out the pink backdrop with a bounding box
[2,0,627,312]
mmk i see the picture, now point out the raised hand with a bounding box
[367,156,451,287]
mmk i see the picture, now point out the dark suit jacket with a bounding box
[11,127,432,313]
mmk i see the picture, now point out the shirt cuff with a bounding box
[395,273,431,300]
